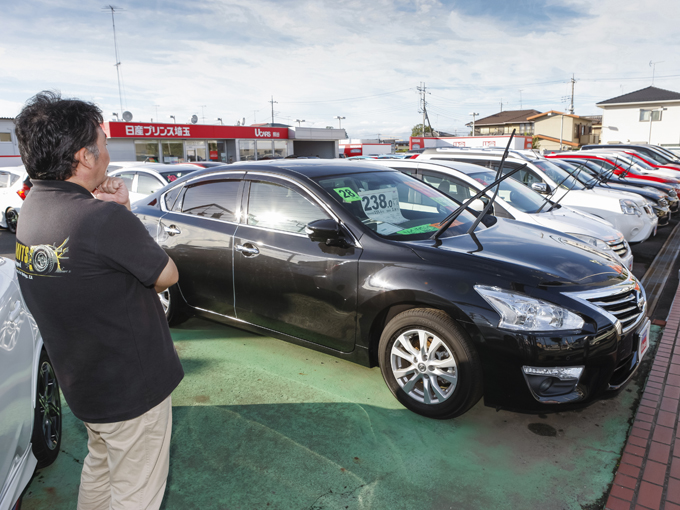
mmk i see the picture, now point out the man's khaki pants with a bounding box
[77,396,172,510]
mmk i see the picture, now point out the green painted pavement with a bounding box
[21,320,661,510]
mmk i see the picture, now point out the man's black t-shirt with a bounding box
[16,180,184,423]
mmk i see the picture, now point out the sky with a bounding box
[1,0,679,140]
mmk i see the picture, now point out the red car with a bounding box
[545,153,680,187]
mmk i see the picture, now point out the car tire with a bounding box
[5,208,18,234]
[31,247,57,274]
[378,308,483,419]
[158,284,191,327]
[31,349,61,469]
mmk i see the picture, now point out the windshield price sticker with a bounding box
[334,187,361,202]
[359,187,407,224]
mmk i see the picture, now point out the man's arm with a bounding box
[155,257,179,293]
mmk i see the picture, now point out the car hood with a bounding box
[409,219,628,289]
[531,208,622,239]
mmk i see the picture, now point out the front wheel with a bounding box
[378,308,483,419]
[31,349,61,468]
[5,208,18,234]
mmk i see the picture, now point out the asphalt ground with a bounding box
[0,213,675,509]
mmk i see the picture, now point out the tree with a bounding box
[531,136,540,149]
[411,123,433,137]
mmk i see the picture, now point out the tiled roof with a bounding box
[469,109,542,127]
[597,86,680,105]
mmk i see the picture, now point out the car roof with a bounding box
[220,159,396,180]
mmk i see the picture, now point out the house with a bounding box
[527,111,596,151]
[0,118,22,167]
[466,109,541,136]
[596,86,680,146]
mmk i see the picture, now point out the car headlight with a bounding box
[620,199,641,216]
[475,285,584,332]
[566,233,614,254]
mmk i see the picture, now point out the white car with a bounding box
[417,151,658,243]
[0,257,61,510]
[372,159,634,268]
[108,164,200,204]
[0,167,28,234]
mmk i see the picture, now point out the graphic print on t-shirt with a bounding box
[15,237,70,278]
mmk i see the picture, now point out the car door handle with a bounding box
[163,225,181,236]
[236,244,260,256]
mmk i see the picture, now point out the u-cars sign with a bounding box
[103,122,289,140]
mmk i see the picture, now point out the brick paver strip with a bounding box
[605,285,680,510]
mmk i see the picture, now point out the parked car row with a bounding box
[128,159,650,421]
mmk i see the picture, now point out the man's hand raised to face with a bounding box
[94,177,131,211]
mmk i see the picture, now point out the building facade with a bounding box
[528,111,597,151]
[597,86,680,146]
[0,118,21,167]
[466,110,541,136]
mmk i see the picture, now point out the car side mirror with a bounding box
[468,198,486,212]
[531,182,550,194]
[305,219,353,248]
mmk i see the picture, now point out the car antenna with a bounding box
[430,134,526,242]
[464,131,518,236]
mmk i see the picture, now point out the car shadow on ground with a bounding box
[20,319,661,510]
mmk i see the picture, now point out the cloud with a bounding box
[0,0,678,139]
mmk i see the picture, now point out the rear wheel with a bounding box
[32,350,61,468]
[5,208,17,234]
[158,284,191,327]
[378,308,483,419]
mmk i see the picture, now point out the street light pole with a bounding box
[295,119,305,127]
[169,115,176,123]
[648,107,667,144]
[469,112,479,136]
[334,116,345,129]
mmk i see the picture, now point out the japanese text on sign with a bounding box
[125,125,190,137]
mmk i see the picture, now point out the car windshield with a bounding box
[638,149,674,165]
[532,160,585,190]
[159,169,197,183]
[316,170,485,240]
[467,170,546,214]
[608,153,655,171]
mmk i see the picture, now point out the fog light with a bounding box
[522,366,585,401]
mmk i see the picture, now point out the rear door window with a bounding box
[181,180,241,222]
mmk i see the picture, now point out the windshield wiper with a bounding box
[431,132,525,241]
[535,160,588,214]
[464,131,519,236]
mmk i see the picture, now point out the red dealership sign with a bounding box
[103,122,289,140]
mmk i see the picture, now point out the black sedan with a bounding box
[133,160,650,419]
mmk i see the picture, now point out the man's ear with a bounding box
[74,146,94,171]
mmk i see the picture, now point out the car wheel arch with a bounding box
[365,300,474,367]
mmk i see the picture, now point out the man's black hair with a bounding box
[15,91,104,180]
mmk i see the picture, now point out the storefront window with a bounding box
[208,140,227,162]
[274,140,288,159]
[239,140,255,161]
[162,141,184,163]
[135,141,160,162]
[256,141,273,160]
[186,141,207,162]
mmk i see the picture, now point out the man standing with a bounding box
[14,91,184,509]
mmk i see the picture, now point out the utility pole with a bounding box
[519,90,524,110]
[253,110,259,124]
[569,75,576,115]
[104,5,124,117]
[153,104,159,123]
[417,82,430,136]
[269,96,277,125]
[500,99,503,112]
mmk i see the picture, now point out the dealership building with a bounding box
[102,121,347,163]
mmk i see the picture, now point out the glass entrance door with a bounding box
[186,141,207,162]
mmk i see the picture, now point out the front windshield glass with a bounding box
[533,160,585,190]
[610,153,655,171]
[316,170,485,240]
[640,149,673,165]
[467,170,546,213]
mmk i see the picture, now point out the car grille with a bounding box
[565,275,646,334]
[606,238,629,259]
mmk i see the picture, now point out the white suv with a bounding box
[417,150,657,243]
